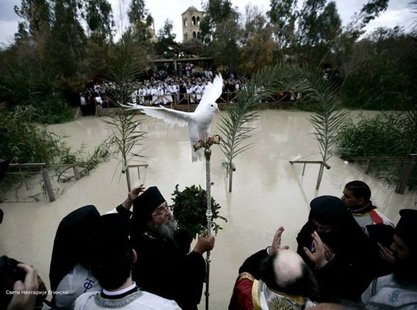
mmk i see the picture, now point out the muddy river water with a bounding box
[1,110,416,309]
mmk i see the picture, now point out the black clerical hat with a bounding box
[94,214,131,262]
[132,186,166,224]
[49,205,101,291]
[309,195,350,226]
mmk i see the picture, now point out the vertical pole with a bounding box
[73,166,81,180]
[42,168,55,202]
[395,154,417,194]
[228,162,233,193]
[137,166,141,180]
[125,166,131,192]
[365,159,371,174]
[204,148,212,310]
[315,162,325,190]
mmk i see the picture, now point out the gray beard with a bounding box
[149,217,177,240]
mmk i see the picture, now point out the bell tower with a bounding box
[181,6,203,42]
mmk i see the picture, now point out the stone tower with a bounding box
[181,6,203,42]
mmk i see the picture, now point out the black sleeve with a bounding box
[238,249,269,280]
[178,251,207,308]
[115,204,132,221]
[132,236,180,300]
[314,255,374,302]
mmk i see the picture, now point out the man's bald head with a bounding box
[260,249,318,297]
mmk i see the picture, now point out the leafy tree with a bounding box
[296,0,342,65]
[154,19,178,58]
[14,0,51,43]
[83,0,114,40]
[297,0,326,46]
[341,27,417,110]
[239,5,276,74]
[103,31,149,106]
[46,0,86,82]
[200,0,238,43]
[128,0,147,24]
[12,0,51,71]
[208,18,241,72]
[346,0,389,39]
[0,42,73,123]
[336,0,389,76]
[81,34,111,87]
[158,19,176,41]
[268,0,298,49]
[128,0,154,43]
[180,39,206,57]
[200,0,241,71]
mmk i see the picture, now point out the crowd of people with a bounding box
[1,180,417,309]
[129,74,243,106]
[79,70,245,116]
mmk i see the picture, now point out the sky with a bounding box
[0,0,415,47]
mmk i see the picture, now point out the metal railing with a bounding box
[5,163,87,202]
[101,92,236,107]
[124,163,149,191]
[4,162,151,202]
[289,160,331,190]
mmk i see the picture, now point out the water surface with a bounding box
[1,110,416,309]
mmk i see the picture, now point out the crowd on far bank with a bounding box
[2,179,417,309]
[78,64,301,116]
[79,69,245,116]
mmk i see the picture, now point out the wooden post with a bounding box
[228,162,233,193]
[395,154,417,194]
[42,168,55,202]
[73,166,81,180]
[316,163,325,190]
[125,166,131,192]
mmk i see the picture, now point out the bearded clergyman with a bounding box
[129,186,215,310]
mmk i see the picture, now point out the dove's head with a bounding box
[207,102,220,115]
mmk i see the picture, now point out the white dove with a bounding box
[125,74,223,162]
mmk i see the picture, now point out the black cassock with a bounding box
[132,228,206,310]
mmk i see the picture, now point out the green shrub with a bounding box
[0,108,110,191]
[171,184,227,237]
[0,60,73,124]
[29,95,74,124]
[337,112,417,189]
[0,108,66,164]
[337,113,408,158]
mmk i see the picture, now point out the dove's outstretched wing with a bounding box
[194,74,223,113]
[135,105,191,127]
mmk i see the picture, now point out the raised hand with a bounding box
[128,184,146,201]
[271,226,290,253]
[121,184,146,210]
[303,231,334,269]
